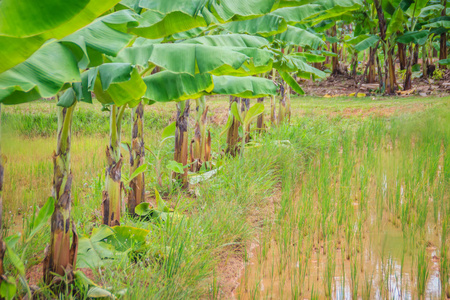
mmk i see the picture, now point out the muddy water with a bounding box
[236,142,449,299]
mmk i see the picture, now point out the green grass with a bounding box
[1,95,449,299]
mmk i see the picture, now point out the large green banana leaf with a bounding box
[276,25,325,49]
[277,0,317,8]
[71,63,146,107]
[181,34,270,47]
[270,4,323,23]
[271,0,362,25]
[396,30,429,44]
[143,71,213,102]
[207,0,278,22]
[353,35,380,52]
[221,15,288,37]
[113,44,273,75]
[132,0,279,39]
[62,10,139,69]
[385,8,405,38]
[211,76,277,98]
[275,55,326,79]
[0,0,121,73]
[0,42,80,105]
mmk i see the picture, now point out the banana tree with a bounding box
[0,7,139,284]
[211,75,277,156]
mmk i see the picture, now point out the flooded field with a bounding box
[237,113,450,299]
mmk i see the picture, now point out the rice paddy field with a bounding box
[1,94,449,299]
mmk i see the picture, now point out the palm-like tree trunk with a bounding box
[422,44,428,79]
[367,47,377,83]
[174,100,190,189]
[128,102,145,216]
[398,43,407,70]
[226,97,241,156]
[440,0,447,69]
[241,98,250,143]
[0,104,5,284]
[331,24,341,75]
[190,97,210,172]
[278,82,287,124]
[404,45,413,90]
[256,97,265,132]
[102,105,126,226]
[270,69,277,125]
[44,101,78,284]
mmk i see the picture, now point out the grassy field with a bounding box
[1,95,449,299]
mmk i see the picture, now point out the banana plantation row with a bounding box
[0,0,448,297]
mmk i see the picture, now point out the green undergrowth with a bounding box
[2,97,448,299]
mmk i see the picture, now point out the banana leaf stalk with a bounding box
[102,104,126,226]
[174,100,190,189]
[128,102,145,216]
[0,104,4,283]
[43,100,78,284]
[190,96,211,172]
[226,97,241,157]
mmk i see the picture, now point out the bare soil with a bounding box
[301,71,450,97]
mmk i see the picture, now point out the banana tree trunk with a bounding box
[398,43,407,70]
[278,82,287,124]
[351,51,358,80]
[128,102,145,216]
[270,69,277,125]
[367,47,377,83]
[440,0,447,69]
[0,104,4,284]
[241,98,250,143]
[331,24,340,75]
[385,46,396,94]
[102,105,125,226]
[256,97,265,132]
[174,100,190,189]
[190,97,209,172]
[404,45,413,90]
[226,97,241,157]
[413,44,419,65]
[422,44,428,79]
[44,101,78,284]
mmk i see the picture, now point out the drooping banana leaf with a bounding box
[276,25,325,49]
[353,35,380,52]
[143,71,213,102]
[61,10,139,69]
[396,30,429,44]
[0,42,80,105]
[113,44,273,76]
[0,0,122,73]
[211,75,277,98]
[270,4,324,23]
[386,8,405,38]
[207,0,278,22]
[132,0,279,39]
[181,34,270,47]
[66,63,146,107]
[221,15,288,37]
